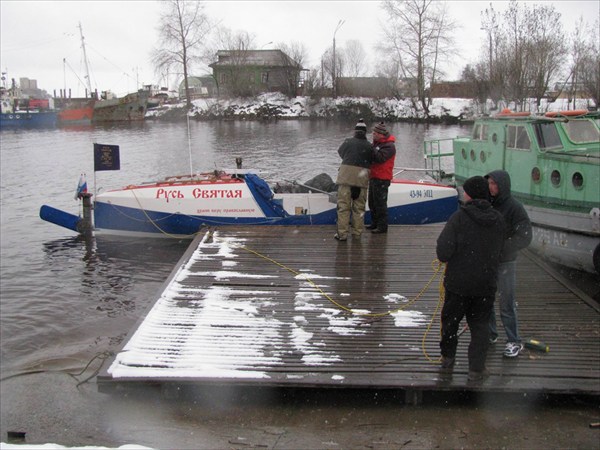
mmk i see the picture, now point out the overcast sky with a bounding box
[1,0,598,97]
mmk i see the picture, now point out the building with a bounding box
[337,77,418,98]
[177,76,217,99]
[208,49,303,98]
[429,81,475,98]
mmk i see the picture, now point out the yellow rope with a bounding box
[113,195,448,363]
[213,233,445,318]
[218,235,447,363]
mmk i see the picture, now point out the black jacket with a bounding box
[437,199,506,297]
[486,170,532,262]
[336,132,373,188]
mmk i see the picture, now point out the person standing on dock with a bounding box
[436,176,505,381]
[334,119,373,241]
[486,170,532,358]
[367,122,396,234]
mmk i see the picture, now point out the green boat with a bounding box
[425,108,600,274]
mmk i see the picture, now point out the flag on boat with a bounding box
[74,173,88,200]
[94,143,120,171]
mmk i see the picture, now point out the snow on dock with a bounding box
[98,225,599,399]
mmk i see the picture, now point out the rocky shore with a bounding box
[146,92,478,124]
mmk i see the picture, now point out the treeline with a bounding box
[460,2,599,112]
[152,0,599,116]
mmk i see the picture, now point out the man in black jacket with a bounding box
[436,176,505,381]
[335,119,373,241]
[486,170,532,358]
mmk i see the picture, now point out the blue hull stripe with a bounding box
[94,197,458,236]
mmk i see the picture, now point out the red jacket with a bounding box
[371,135,396,180]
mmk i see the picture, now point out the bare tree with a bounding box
[209,28,256,97]
[480,4,504,105]
[276,41,308,97]
[570,18,600,107]
[320,46,345,92]
[344,40,368,77]
[496,1,530,108]
[151,0,212,110]
[379,0,457,115]
[524,3,567,108]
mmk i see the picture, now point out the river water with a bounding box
[3,120,600,450]
[0,120,464,379]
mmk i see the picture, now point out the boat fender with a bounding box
[39,205,82,233]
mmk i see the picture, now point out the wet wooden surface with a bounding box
[98,225,599,397]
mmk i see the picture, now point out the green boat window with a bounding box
[533,122,562,150]
[507,125,531,150]
[561,120,600,144]
[473,124,488,140]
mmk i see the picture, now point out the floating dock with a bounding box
[98,225,599,400]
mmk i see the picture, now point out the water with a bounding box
[0,120,465,378]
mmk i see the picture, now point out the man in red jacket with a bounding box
[367,122,396,233]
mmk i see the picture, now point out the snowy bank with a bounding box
[146,92,596,123]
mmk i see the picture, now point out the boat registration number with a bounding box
[409,189,434,199]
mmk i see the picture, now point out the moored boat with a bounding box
[425,109,600,274]
[1,82,57,129]
[0,109,57,129]
[55,97,96,125]
[92,90,149,123]
[40,165,458,238]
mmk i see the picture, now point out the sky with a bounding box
[1,0,598,97]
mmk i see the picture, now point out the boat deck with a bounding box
[98,225,599,401]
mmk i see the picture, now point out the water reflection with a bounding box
[1,119,466,377]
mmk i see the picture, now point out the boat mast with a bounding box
[78,22,93,97]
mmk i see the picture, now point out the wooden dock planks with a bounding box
[98,225,599,397]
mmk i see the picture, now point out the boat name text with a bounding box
[155,188,243,202]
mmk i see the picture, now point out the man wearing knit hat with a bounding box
[367,122,396,234]
[334,119,373,241]
[436,175,505,382]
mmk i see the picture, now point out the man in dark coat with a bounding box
[335,119,373,241]
[436,176,505,381]
[486,170,532,358]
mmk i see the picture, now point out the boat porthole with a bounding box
[461,148,467,159]
[572,172,584,190]
[492,133,498,143]
[480,151,486,162]
[470,149,476,161]
[531,167,541,183]
[9,115,13,119]
[551,170,561,187]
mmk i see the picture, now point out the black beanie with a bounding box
[463,176,489,200]
[355,118,367,133]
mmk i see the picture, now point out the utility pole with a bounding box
[332,19,344,98]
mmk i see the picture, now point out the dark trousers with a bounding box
[440,290,494,372]
[368,179,390,231]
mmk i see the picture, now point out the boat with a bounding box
[55,97,95,125]
[92,90,149,123]
[1,82,57,129]
[424,109,600,274]
[0,108,57,129]
[39,165,458,238]
[53,23,148,125]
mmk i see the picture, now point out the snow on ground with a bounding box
[146,92,596,121]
